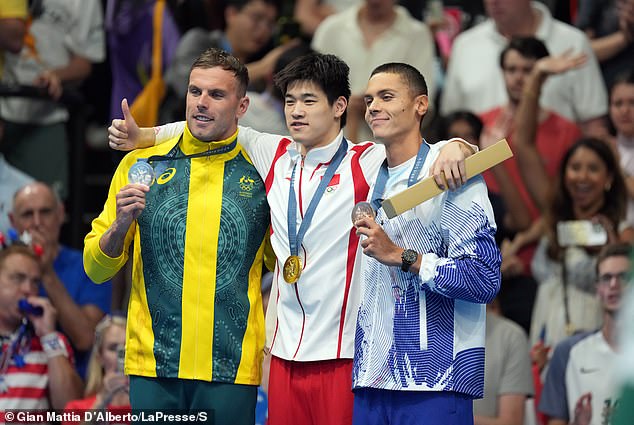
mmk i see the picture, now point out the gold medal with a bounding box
[283,255,302,284]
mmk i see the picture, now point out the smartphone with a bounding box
[557,220,607,247]
[116,344,125,374]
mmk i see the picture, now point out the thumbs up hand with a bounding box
[108,98,155,151]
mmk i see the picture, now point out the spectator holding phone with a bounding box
[63,314,130,424]
[529,138,630,354]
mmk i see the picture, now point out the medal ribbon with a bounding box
[288,138,348,257]
[371,140,430,212]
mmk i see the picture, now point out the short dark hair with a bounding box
[596,242,631,275]
[499,36,550,69]
[442,110,484,140]
[191,48,249,97]
[610,68,634,94]
[274,53,351,127]
[370,62,428,97]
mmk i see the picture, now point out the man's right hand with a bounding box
[115,184,149,226]
[99,183,149,258]
[534,49,587,78]
[108,98,155,151]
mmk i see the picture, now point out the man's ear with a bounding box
[334,96,348,119]
[237,95,250,119]
[415,94,429,116]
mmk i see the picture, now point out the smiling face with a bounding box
[610,82,634,138]
[186,67,249,142]
[363,72,428,146]
[284,80,346,151]
[564,146,612,216]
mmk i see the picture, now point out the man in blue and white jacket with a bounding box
[353,62,502,425]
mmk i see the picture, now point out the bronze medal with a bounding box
[283,255,302,284]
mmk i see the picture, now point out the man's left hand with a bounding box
[430,139,470,190]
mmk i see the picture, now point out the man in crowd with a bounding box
[539,243,629,425]
[0,244,82,413]
[10,182,111,379]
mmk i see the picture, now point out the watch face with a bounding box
[402,249,417,264]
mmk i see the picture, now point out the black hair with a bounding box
[499,36,550,69]
[274,53,351,127]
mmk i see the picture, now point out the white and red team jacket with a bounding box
[241,127,386,361]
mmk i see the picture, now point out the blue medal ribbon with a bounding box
[287,138,349,257]
[371,140,430,212]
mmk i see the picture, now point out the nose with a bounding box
[290,102,304,118]
[196,94,209,111]
[367,98,380,115]
[20,281,37,297]
[31,211,42,230]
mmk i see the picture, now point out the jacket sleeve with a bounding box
[418,176,502,304]
[83,156,136,283]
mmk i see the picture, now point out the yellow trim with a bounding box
[181,125,238,155]
[125,234,157,376]
[179,153,225,380]
[0,0,28,18]
[235,240,266,383]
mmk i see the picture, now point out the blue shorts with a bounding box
[353,388,474,425]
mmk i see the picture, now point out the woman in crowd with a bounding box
[63,314,129,424]
[528,138,630,351]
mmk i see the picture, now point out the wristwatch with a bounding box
[401,249,418,272]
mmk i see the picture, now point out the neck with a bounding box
[364,5,395,23]
[383,128,423,167]
[573,201,604,220]
[496,5,538,38]
[298,127,342,157]
[602,312,617,349]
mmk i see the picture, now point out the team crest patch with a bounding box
[239,175,256,197]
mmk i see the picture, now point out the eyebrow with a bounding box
[364,88,396,97]
[286,91,318,99]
